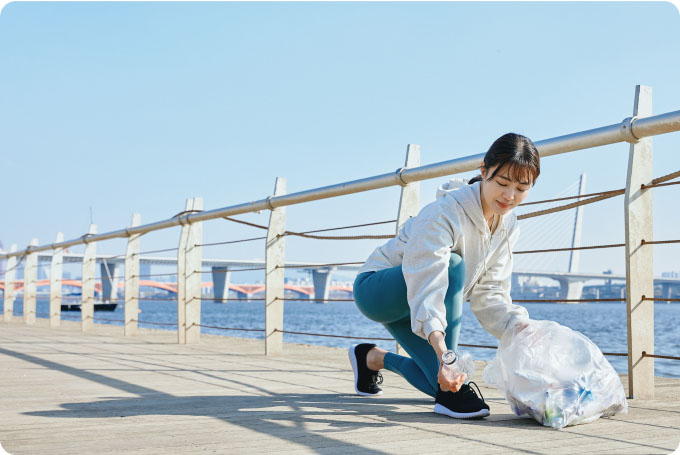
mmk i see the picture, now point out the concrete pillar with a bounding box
[125,214,142,337]
[3,244,17,322]
[81,224,97,332]
[556,277,584,301]
[624,85,654,399]
[100,262,117,302]
[312,268,333,301]
[49,233,64,327]
[177,197,204,344]
[212,266,231,303]
[23,238,39,325]
[265,177,286,355]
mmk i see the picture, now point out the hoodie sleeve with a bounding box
[401,206,460,341]
[468,222,529,340]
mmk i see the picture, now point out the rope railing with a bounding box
[200,297,266,301]
[222,216,396,240]
[641,239,680,246]
[189,322,265,333]
[513,243,625,255]
[517,190,623,220]
[199,236,267,247]
[513,298,626,303]
[643,351,680,361]
[136,247,179,256]
[206,267,266,273]
[643,297,680,302]
[277,261,364,269]
[5,168,679,375]
[136,319,176,327]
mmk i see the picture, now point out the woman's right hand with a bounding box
[438,363,466,393]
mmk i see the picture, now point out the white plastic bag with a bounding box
[483,320,628,429]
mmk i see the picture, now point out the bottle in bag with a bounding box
[441,349,475,383]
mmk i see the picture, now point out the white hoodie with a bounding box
[358,179,529,341]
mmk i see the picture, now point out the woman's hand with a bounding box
[438,363,466,393]
[428,330,466,393]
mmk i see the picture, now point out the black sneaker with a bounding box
[433,382,490,419]
[348,343,383,396]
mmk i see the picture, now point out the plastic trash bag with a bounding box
[483,319,628,429]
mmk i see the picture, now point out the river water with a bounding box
[8,298,680,378]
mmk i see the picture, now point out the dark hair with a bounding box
[468,133,540,185]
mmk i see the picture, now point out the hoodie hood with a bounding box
[437,179,489,235]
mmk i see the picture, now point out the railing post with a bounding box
[624,85,654,400]
[23,238,39,325]
[81,224,97,332]
[265,177,287,355]
[3,244,17,322]
[395,144,421,354]
[124,214,142,337]
[185,199,203,344]
[49,233,64,328]
[177,198,203,344]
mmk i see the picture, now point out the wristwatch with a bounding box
[441,349,457,365]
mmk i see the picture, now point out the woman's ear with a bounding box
[480,163,487,180]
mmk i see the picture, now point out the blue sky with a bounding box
[1,1,679,281]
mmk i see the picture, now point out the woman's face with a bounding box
[480,164,532,217]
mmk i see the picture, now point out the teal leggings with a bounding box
[353,254,465,398]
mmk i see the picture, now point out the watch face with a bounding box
[442,350,457,365]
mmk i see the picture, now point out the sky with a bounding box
[1,1,679,283]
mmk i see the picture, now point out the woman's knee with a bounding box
[353,270,409,324]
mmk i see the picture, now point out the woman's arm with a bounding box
[402,209,459,342]
[429,330,466,392]
[469,222,530,339]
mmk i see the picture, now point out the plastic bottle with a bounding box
[441,350,475,383]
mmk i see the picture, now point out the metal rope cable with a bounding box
[199,236,267,247]
[136,272,178,278]
[641,239,680,246]
[265,329,638,358]
[136,320,177,327]
[517,168,679,206]
[276,261,364,269]
[643,351,680,361]
[642,180,680,190]
[223,216,396,240]
[514,243,626,255]
[204,267,266,274]
[137,297,178,301]
[514,298,626,303]
[519,189,626,207]
[273,328,393,341]
[644,169,680,187]
[136,247,179,255]
[190,322,264,332]
[200,297,265,301]
[276,298,355,302]
[518,214,575,265]
[518,190,624,220]
[0,253,27,277]
[643,297,680,302]
[95,317,125,323]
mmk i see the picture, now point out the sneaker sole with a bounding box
[433,403,490,419]
[348,345,383,397]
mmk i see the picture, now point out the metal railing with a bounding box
[1,84,680,399]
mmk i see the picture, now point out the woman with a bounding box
[349,133,540,419]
